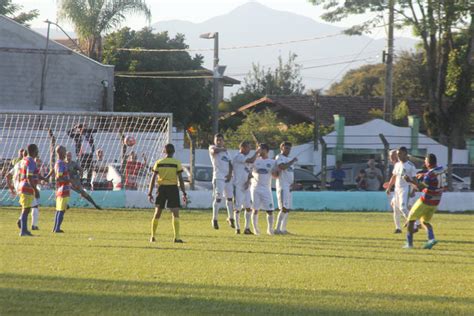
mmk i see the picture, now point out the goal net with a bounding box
[0,110,172,204]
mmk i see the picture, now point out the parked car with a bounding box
[182,164,213,191]
[292,168,328,191]
[271,167,328,191]
[415,168,469,192]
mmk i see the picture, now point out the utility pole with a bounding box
[39,20,52,110]
[312,90,320,151]
[212,32,219,135]
[383,0,395,123]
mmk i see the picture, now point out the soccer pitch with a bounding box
[1,208,473,315]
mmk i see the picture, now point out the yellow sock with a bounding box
[151,218,159,237]
[172,217,180,240]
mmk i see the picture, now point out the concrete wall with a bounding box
[0,16,114,111]
[1,190,472,212]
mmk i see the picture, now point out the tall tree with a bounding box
[0,0,39,26]
[102,27,211,129]
[226,53,305,116]
[309,0,473,148]
[327,51,428,100]
[58,0,150,60]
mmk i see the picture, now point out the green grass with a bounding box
[1,207,473,315]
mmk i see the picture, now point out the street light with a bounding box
[200,32,220,135]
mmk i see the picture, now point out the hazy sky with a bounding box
[15,0,412,39]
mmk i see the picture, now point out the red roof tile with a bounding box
[231,95,427,126]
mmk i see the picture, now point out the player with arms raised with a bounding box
[403,153,445,249]
[232,141,259,234]
[148,144,187,244]
[209,133,234,230]
[275,142,298,234]
[250,143,277,235]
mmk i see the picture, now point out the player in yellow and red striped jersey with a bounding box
[17,144,40,236]
[52,146,71,233]
[404,153,446,249]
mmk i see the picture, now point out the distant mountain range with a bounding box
[152,2,418,96]
[34,1,419,97]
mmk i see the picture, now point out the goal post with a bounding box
[0,110,172,205]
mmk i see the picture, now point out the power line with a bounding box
[116,32,346,53]
[115,69,210,75]
[227,50,380,71]
[320,27,382,90]
[115,74,213,79]
[115,56,379,80]
[301,57,376,70]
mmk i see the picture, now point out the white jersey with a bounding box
[275,154,294,188]
[8,161,21,193]
[251,158,276,190]
[209,145,232,180]
[393,160,417,190]
[232,152,252,186]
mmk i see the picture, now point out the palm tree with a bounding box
[58,0,151,61]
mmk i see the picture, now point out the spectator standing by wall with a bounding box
[365,159,383,191]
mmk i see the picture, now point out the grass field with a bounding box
[1,207,473,315]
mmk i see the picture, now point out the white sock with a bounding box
[267,213,274,234]
[393,208,401,230]
[226,199,234,220]
[245,211,251,229]
[275,210,284,231]
[281,212,289,231]
[212,200,220,221]
[252,211,260,234]
[234,211,241,230]
[31,207,39,226]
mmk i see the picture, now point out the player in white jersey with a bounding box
[209,133,234,230]
[250,143,278,235]
[275,142,298,234]
[385,146,417,233]
[232,141,260,235]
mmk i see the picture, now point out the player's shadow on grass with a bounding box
[1,273,473,315]
[53,243,471,266]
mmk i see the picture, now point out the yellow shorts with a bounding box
[407,198,437,223]
[56,197,70,211]
[19,194,34,209]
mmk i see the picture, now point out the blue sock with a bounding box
[406,232,413,246]
[53,211,60,231]
[427,227,435,240]
[57,211,64,230]
[20,212,28,234]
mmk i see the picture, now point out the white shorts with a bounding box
[32,198,40,208]
[276,185,292,210]
[235,184,252,209]
[213,179,234,200]
[393,187,410,215]
[251,187,274,211]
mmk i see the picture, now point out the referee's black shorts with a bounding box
[155,185,180,209]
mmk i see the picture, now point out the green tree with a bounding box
[58,0,150,60]
[309,0,473,148]
[224,110,332,149]
[0,0,39,26]
[327,51,428,100]
[223,54,305,130]
[392,100,410,125]
[102,27,211,129]
[327,64,385,97]
[228,53,305,110]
